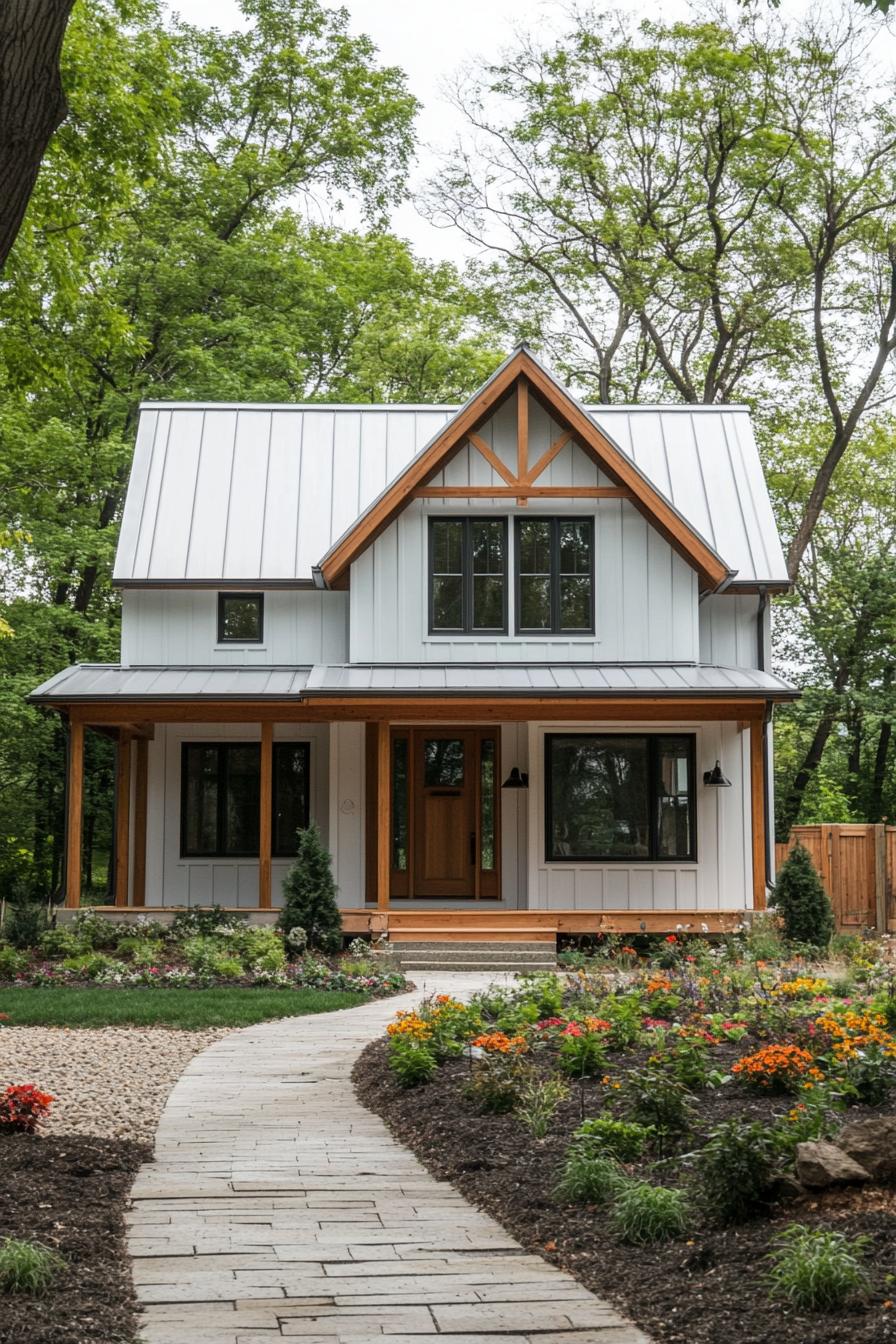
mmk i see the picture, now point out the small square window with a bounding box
[218,593,264,643]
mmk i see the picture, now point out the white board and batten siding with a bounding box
[120,590,349,666]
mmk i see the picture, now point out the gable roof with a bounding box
[113,350,789,590]
[317,347,730,591]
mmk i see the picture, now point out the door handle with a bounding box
[469,831,476,865]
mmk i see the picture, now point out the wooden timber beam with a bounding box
[751,714,767,911]
[62,695,793,726]
[65,719,84,908]
[517,376,528,481]
[133,737,148,908]
[113,730,132,907]
[375,720,390,910]
[412,486,631,499]
[467,432,517,486]
[259,721,273,909]
[525,429,573,483]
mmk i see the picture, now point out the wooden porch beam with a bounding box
[65,719,84,908]
[751,716,767,911]
[375,720,390,911]
[133,736,148,907]
[259,721,273,909]
[113,730,132,907]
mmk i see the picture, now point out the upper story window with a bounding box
[218,592,264,643]
[429,518,507,634]
[516,517,594,634]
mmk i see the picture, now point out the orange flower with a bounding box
[732,1043,818,1090]
[470,1031,528,1055]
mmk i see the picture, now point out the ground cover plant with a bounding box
[0,907,407,1010]
[356,922,896,1344]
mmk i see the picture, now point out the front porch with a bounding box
[34,674,792,939]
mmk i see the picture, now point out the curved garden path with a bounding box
[128,973,649,1344]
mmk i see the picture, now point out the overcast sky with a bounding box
[166,0,894,264]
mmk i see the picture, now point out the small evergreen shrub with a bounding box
[277,823,342,953]
[767,1225,870,1311]
[3,902,48,950]
[555,1145,624,1205]
[695,1119,780,1224]
[0,1238,65,1294]
[576,1116,653,1162]
[610,1180,689,1244]
[770,845,834,948]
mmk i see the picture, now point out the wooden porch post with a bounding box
[376,720,390,910]
[65,719,84,908]
[113,730,132,906]
[259,721,273,909]
[132,737,148,907]
[751,714,767,912]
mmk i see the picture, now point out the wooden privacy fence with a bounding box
[774,824,896,932]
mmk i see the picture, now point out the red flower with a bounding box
[0,1084,55,1134]
[665,934,678,944]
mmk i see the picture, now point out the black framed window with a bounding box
[218,592,264,643]
[429,518,507,634]
[181,741,310,858]
[516,517,594,634]
[545,733,696,862]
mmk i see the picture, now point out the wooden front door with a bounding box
[410,729,500,899]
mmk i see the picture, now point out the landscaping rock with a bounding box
[795,1139,872,1187]
[835,1116,896,1181]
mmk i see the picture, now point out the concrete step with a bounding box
[392,940,554,954]
[400,960,555,972]
[389,928,555,943]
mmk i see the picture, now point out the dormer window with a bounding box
[218,592,264,643]
[429,519,507,634]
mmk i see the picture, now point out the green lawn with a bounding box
[0,986,368,1030]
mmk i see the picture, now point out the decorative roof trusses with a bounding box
[318,347,732,592]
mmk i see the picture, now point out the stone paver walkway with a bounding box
[128,973,649,1344]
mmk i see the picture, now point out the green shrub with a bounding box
[277,823,342,953]
[36,927,82,959]
[575,1116,653,1162]
[60,952,119,979]
[116,936,164,965]
[388,1038,436,1088]
[743,912,787,962]
[169,906,244,939]
[555,1145,624,1205]
[464,1054,529,1114]
[211,955,244,980]
[661,1037,713,1090]
[69,908,120,949]
[767,1224,870,1311]
[0,1238,65,1294]
[116,917,168,943]
[517,972,565,1018]
[599,993,646,1049]
[516,1074,569,1138]
[622,1063,694,1139]
[839,1042,896,1106]
[0,945,28,978]
[610,1180,689,1244]
[3,902,48,950]
[770,845,834,949]
[558,1029,607,1078]
[695,1119,780,1224]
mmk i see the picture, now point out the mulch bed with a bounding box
[354,1039,896,1344]
[0,1134,149,1343]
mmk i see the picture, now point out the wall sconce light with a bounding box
[501,767,529,789]
[703,760,731,788]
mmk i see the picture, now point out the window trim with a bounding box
[544,732,697,864]
[217,591,264,644]
[180,740,311,860]
[515,516,595,636]
[428,516,508,636]
[271,741,311,858]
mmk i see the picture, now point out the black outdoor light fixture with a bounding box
[703,760,732,788]
[501,766,529,789]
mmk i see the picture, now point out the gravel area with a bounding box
[0,1027,230,1142]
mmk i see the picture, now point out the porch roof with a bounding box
[29,661,797,704]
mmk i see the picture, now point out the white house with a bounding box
[30,347,797,939]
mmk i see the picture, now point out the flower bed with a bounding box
[0,908,407,998]
[355,928,896,1344]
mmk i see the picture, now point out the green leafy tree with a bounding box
[278,823,342,954]
[770,844,835,946]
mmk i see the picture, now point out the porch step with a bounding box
[388,928,556,944]
[390,939,557,973]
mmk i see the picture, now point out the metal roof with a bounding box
[28,665,311,703]
[114,383,788,588]
[29,662,797,703]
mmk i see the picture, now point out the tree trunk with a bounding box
[778,708,838,838]
[0,0,75,271]
[869,667,894,823]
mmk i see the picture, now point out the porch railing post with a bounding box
[65,718,84,908]
[259,721,273,909]
[376,720,390,911]
[113,729,132,906]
